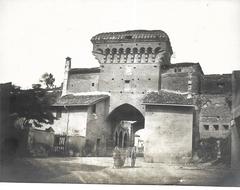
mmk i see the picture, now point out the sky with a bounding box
[0,0,240,88]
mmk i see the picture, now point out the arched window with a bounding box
[126,48,131,55]
[105,48,110,55]
[112,48,117,54]
[119,48,124,54]
[140,48,145,63]
[133,48,139,63]
[125,48,131,63]
[119,48,124,63]
[112,48,118,63]
[147,47,152,54]
[140,47,145,54]
[133,48,138,55]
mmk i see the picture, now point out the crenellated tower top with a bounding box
[91,30,173,65]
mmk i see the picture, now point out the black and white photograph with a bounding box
[0,0,240,187]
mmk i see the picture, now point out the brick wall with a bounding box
[161,64,202,94]
[98,63,161,114]
[67,72,99,93]
[199,95,232,139]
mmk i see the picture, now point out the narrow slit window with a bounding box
[92,83,95,87]
[92,104,96,114]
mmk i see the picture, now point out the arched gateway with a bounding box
[107,104,145,150]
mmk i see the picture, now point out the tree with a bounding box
[39,73,55,89]
[10,88,54,126]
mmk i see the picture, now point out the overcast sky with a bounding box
[0,0,240,88]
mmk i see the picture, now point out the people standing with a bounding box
[130,146,137,167]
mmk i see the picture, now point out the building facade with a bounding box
[47,30,238,163]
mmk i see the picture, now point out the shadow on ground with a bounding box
[0,157,106,183]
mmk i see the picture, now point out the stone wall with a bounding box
[199,95,232,139]
[144,105,194,163]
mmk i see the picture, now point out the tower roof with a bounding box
[91,30,170,43]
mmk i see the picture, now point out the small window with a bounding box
[223,125,229,130]
[203,125,209,130]
[92,104,96,114]
[112,78,114,80]
[92,83,95,87]
[56,109,62,119]
[174,68,181,72]
[213,125,219,130]
[97,138,101,146]
[148,78,151,80]
[125,80,130,84]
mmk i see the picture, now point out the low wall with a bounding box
[27,128,55,157]
[65,136,86,156]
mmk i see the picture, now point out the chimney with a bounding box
[187,72,193,99]
[62,57,71,96]
[65,57,71,71]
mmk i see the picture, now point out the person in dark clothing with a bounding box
[130,146,137,167]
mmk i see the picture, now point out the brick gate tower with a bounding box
[91,30,173,115]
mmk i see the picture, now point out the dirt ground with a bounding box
[0,157,240,186]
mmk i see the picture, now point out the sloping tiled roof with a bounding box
[53,94,109,106]
[69,67,100,74]
[91,30,170,43]
[143,91,194,106]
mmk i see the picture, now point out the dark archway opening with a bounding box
[119,131,123,148]
[107,104,145,150]
[123,133,128,148]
